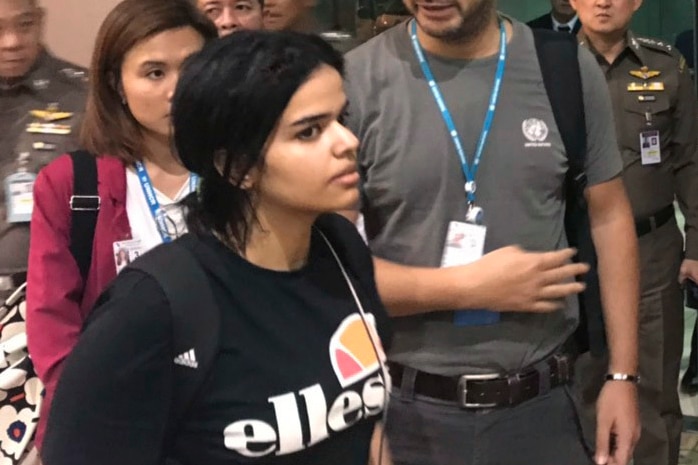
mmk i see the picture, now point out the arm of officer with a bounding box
[586,178,640,465]
[26,156,86,405]
[671,58,698,281]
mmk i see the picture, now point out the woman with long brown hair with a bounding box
[25,0,216,449]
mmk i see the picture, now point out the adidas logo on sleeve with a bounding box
[174,349,198,369]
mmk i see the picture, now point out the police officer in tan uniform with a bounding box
[570,1,698,465]
[0,0,86,299]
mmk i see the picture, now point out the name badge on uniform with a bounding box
[640,130,661,165]
[4,177,35,223]
[441,221,500,326]
[113,239,143,273]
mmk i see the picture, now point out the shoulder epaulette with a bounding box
[635,37,676,56]
[57,67,88,85]
[46,54,89,86]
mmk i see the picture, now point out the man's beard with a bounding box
[416,0,497,44]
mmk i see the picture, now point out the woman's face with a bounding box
[119,26,205,142]
[251,65,360,216]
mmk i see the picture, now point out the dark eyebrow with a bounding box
[139,61,167,69]
[291,113,332,127]
[291,101,349,127]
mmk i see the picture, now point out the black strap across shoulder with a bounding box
[533,30,606,355]
[68,150,100,281]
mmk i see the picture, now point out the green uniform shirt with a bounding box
[0,49,87,275]
[579,31,698,259]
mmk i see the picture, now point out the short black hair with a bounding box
[173,30,344,248]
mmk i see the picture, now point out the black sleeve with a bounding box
[42,270,174,465]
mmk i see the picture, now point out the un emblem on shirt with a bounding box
[522,118,551,148]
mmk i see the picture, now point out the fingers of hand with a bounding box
[543,262,590,285]
[610,430,634,465]
[541,247,578,268]
[539,282,586,301]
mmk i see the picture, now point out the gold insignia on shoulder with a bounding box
[680,56,687,73]
[629,66,661,80]
[628,82,665,92]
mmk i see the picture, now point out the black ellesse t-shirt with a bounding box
[43,214,392,465]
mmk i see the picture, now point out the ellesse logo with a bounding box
[222,313,388,458]
[330,314,384,388]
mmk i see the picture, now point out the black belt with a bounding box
[635,204,674,237]
[389,354,573,409]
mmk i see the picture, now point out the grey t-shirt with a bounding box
[345,18,622,375]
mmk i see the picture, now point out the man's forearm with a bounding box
[373,257,480,317]
[592,206,640,374]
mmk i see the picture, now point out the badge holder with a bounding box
[4,153,36,223]
[442,183,500,326]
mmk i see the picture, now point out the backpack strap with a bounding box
[532,29,587,192]
[129,238,220,449]
[533,30,607,355]
[68,151,101,280]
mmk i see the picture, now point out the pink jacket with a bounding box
[27,154,132,448]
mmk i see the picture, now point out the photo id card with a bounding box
[441,221,500,326]
[113,239,143,274]
[441,221,487,268]
[640,130,661,165]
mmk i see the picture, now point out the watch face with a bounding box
[687,280,698,310]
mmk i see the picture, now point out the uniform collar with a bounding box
[578,29,647,67]
[624,31,649,66]
[551,14,578,32]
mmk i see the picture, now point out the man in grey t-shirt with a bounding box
[345,1,640,464]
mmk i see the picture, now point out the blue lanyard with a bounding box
[409,19,507,205]
[134,161,199,243]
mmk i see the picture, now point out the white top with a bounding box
[125,167,192,253]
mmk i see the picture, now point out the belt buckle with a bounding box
[457,373,500,408]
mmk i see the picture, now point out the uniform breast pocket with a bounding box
[621,93,672,152]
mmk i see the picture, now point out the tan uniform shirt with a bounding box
[579,31,698,259]
[0,50,87,275]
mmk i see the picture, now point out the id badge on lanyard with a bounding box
[134,162,199,244]
[410,20,507,326]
